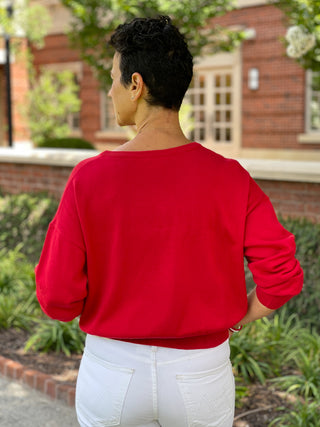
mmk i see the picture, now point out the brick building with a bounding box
[1,0,319,160]
[1,0,320,222]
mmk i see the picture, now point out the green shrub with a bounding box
[0,248,41,330]
[37,137,95,150]
[25,318,85,356]
[245,217,320,330]
[230,322,272,384]
[0,193,58,263]
[235,380,249,409]
[271,348,320,400]
[0,247,85,356]
[279,217,320,330]
[269,400,320,427]
[252,310,303,376]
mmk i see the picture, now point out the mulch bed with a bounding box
[0,328,80,386]
[0,328,294,426]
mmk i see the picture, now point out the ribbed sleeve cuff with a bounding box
[256,287,295,310]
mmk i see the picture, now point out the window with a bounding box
[187,68,237,145]
[67,74,81,132]
[307,71,320,133]
[98,92,127,141]
[42,62,82,135]
[299,70,320,143]
[185,50,241,157]
[187,74,206,142]
[100,92,119,131]
[213,71,233,143]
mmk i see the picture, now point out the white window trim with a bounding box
[298,70,320,144]
[97,91,126,139]
[32,0,61,5]
[192,49,242,157]
[41,62,83,81]
[237,0,268,7]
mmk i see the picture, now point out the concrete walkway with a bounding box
[0,374,79,427]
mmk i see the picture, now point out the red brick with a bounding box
[22,369,38,388]
[5,360,23,380]
[0,356,9,375]
[44,379,57,400]
[67,388,76,407]
[56,384,72,403]
[35,372,52,393]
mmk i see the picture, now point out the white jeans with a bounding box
[76,335,235,427]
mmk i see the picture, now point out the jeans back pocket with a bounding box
[176,360,235,427]
[76,348,134,426]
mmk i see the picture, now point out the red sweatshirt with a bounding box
[35,143,303,349]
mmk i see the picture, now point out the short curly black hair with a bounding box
[109,16,193,111]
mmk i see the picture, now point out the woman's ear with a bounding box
[130,72,144,102]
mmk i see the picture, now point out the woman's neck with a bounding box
[116,108,190,151]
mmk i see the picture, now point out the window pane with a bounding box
[71,114,80,129]
[309,71,320,131]
[185,68,235,144]
[199,110,205,122]
[311,73,320,91]
[102,93,118,130]
[311,99,320,130]
[68,74,80,131]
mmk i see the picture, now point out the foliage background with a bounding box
[275,0,320,71]
[61,0,246,87]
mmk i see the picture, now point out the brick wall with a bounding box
[0,162,71,198]
[0,159,319,223]
[213,4,316,151]
[1,39,31,145]
[257,180,320,223]
[11,39,31,142]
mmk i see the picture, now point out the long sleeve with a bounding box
[244,178,303,309]
[35,174,88,321]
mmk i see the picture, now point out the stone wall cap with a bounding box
[238,158,320,183]
[0,148,98,167]
[0,148,320,183]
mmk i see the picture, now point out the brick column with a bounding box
[11,38,31,144]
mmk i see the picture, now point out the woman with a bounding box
[36,16,303,427]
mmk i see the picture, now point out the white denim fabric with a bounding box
[76,335,235,427]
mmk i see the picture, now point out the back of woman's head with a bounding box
[109,16,193,111]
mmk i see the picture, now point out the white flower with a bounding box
[285,26,316,59]
[285,26,305,44]
[287,45,301,58]
[305,33,316,51]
